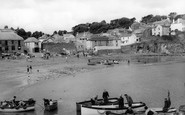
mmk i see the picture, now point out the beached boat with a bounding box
[0,98,36,113]
[44,100,58,111]
[145,107,177,115]
[87,62,96,66]
[76,98,146,115]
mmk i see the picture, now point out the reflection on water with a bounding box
[44,109,58,115]
[0,111,36,115]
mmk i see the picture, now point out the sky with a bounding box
[0,0,184,34]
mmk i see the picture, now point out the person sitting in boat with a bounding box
[102,89,109,104]
[19,100,26,107]
[94,95,98,104]
[49,99,53,105]
[118,95,124,108]
[163,91,171,112]
[1,101,8,108]
[124,94,133,107]
[145,107,158,115]
[43,98,50,106]
[91,98,95,105]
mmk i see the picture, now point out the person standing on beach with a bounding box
[27,65,29,73]
[30,65,32,73]
[102,89,109,104]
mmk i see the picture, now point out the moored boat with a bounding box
[43,99,58,111]
[0,98,36,113]
[145,107,177,115]
[76,98,146,115]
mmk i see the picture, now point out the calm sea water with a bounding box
[1,58,185,115]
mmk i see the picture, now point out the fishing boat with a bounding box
[145,107,177,115]
[0,98,36,113]
[43,99,58,111]
[76,98,146,115]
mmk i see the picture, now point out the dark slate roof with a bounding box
[0,29,24,40]
[89,35,110,41]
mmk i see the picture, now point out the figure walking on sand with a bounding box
[29,65,32,73]
[27,65,29,73]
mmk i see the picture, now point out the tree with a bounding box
[140,14,154,24]
[168,12,177,21]
[4,25,8,29]
[16,28,27,39]
[72,24,89,35]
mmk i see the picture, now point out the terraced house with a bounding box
[0,29,24,54]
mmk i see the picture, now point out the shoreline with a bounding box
[2,54,185,98]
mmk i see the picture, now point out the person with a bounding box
[12,96,16,104]
[30,65,32,73]
[124,94,133,107]
[145,107,158,115]
[19,100,25,107]
[163,90,171,112]
[49,99,53,105]
[27,65,29,73]
[94,95,98,104]
[102,89,109,104]
[118,95,124,108]
[91,98,95,105]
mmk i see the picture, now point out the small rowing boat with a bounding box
[0,98,36,113]
[76,98,146,115]
[145,107,177,115]
[43,99,58,111]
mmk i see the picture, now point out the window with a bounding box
[18,46,21,50]
[0,47,2,51]
[12,46,15,50]
[0,41,1,45]
[5,41,8,45]
[5,46,8,51]
[12,40,14,44]
[18,40,21,46]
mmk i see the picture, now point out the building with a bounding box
[63,34,75,43]
[75,32,92,51]
[152,25,170,36]
[0,29,24,53]
[170,18,185,34]
[89,34,121,53]
[24,37,39,53]
[152,19,171,36]
[120,33,140,46]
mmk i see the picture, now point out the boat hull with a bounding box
[45,101,58,111]
[77,98,146,115]
[0,106,35,113]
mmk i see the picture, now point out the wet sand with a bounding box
[1,55,185,115]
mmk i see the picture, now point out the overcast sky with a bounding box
[0,0,184,34]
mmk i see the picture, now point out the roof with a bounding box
[24,37,39,43]
[52,34,65,43]
[153,19,171,26]
[89,35,111,41]
[0,29,24,40]
[76,32,92,39]
[63,34,75,38]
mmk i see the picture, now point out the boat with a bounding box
[0,98,36,113]
[43,99,58,111]
[145,107,177,115]
[76,98,146,115]
[87,62,96,66]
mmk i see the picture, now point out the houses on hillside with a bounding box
[24,37,39,53]
[0,29,24,54]
[152,19,171,36]
[170,18,185,35]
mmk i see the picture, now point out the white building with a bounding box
[121,34,140,46]
[170,18,185,32]
[152,25,170,36]
[24,37,39,53]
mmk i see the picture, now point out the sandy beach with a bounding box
[1,54,185,115]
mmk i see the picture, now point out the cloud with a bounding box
[0,0,184,34]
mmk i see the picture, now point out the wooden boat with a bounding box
[76,98,146,115]
[87,62,96,66]
[145,107,177,115]
[0,98,36,113]
[44,99,58,111]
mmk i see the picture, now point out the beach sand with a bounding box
[1,54,185,115]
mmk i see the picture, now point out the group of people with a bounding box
[43,98,54,106]
[0,96,26,109]
[91,90,172,113]
[27,65,32,73]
